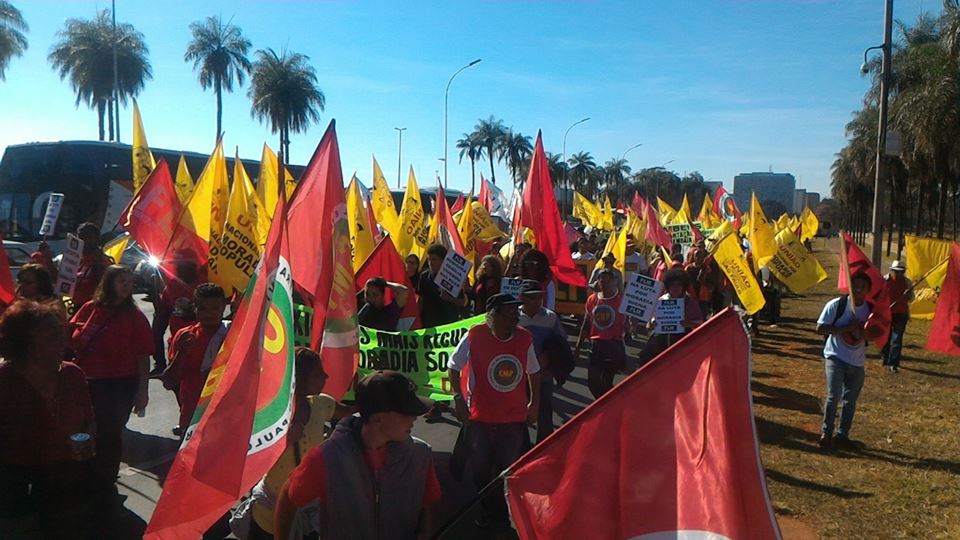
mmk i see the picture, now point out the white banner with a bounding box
[38,193,65,236]
[102,181,133,231]
[620,274,663,323]
[435,250,472,299]
[654,297,685,335]
[55,234,84,298]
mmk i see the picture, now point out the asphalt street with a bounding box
[113,295,620,539]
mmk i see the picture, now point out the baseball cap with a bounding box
[355,371,432,417]
[519,279,544,296]
[485,292,522,311]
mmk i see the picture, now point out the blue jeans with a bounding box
[882,313,909,367]
[822,358,865,437]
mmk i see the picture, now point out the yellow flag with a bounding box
[457,194,477,283]
[573,192,602,229]
[905,235,954,319]
[749,193,777,269]
[395,167,428,258]
[346,175,377,270]
[678,193,692,222]
[210,154,266,295]
[775,213,791,232]
[103,233,130,264]
[767,228,827,293]
[712,229,766,314]
[468,201,507,241]
[257,144,296,220]
[372,157,400,239]
[180,140,228,244]
[657,197,676,225]
[132,100,156,194]
[800,207,820,242]
[174,154,195,204]
[698,192,722,229]
[602,195,615,231]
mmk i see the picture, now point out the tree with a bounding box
[0,1,27,80]
[184,16,252,142]
[473,116,506,184]
[603,158,632,201]
[248,47,325,159]
[456,131,484,194]
[632,167,681,205]
[500,129,533,190]
[567,151,597,197]
[48,10,151,141]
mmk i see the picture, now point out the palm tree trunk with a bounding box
[107,98,115,142]
[487,145,496,184]
[216,76,223,142]
[470,158,476,194]
[97,99,106,141]
[937,158,949,239]
[886,174,894,256]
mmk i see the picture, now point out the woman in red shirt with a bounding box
[0,300,96,538]
[70,265,154,490]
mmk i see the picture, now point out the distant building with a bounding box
[805,192,821,209]
[733,172,796,216]
[793,189,807,214]
[703,181,723,194]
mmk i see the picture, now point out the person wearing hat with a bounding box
[588,251,624,293]
[575,268,628,399]
[448,293,541,528]
[882,260,913,373]
[517,279,569,443]
[274,371,440,540]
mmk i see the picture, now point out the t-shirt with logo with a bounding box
[818,297,871,367]
[586,292,627,341]
[449,324,540,424]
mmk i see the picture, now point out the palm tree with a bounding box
[604,158,631,201]
[473,116,506,184]
[500,129,533,190]
[456,132,485,193]
[48,10,151,141]
[249,47,325,158]
[567,151,597,197]
[184,16,252,142]
[0,1,28,80]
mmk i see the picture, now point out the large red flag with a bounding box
[428,184,466,255]
[644,201,674,251]
[145,188,296,539]
[927,243,960,356]
[713,184,742,222]
[287,120,359,400]
[520,132,586,286]
[631,192,648,217]
[0,232,16,305]
[119,160,184,265]
[450,193,465,215]
[506,309,781,540]
[356,236,421,330]
[837,233,891,348]
[478,174,493,211]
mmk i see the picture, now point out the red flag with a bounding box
[356,236,422,330]
[837,233,891,348]
[364,194,382,244]
[429,184,466,255]
[631,192,647,217]
[563,222,581,246]
[927,243,960,356]
[450,193,465,215]
[685,213,704,245]
[287,120,359,400]
[644,201,673,251]
[119,160,183,263]
[145,187,296,539]
[0,232,16,305]
[520,132,586,287]
[506,309,781,540]
[713,185,742,222]
[479,174,493,211]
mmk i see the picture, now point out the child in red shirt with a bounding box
[575,268,627,399]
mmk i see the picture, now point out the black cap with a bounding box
[356,371,432,417]
[519,279,544,296]
[485,292,523,311]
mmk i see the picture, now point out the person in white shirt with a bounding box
[571,238,596,261]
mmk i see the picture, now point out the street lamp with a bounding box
[444,58,482,189]
[619,143,643,202]
[653,160,674,201]
[863,0,893,266]
[394,127,407,188]
[562,117,590,216]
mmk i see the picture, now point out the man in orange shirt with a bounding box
[882,260,913,373]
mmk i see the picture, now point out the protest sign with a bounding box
[102,181,134,231]
[38,193,64,237]
[501,277,524,299]
[435,250,472,298]
[654,297,685,334]
[55,234,84,297]
[620,274,663,322]
[664,221,713,247]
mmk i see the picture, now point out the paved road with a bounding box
[114,296,618,539]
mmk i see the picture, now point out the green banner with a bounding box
[294,304,481,400]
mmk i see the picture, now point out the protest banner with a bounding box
[501,277,524,299]
[435,250,472,298]
[38,193,64,237]
[102,181,134,231]
[664,221,712,247]
[654,297,685,334]
[620,273,663,322]
[55,234,84,297]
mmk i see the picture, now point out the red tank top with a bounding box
[464,325,533,424]
[587,292,627,341]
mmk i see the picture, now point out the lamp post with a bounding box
[112,0,120,142]
[654,160,674,201]
[444,59,482,189]
[562,117,590,216]
[862,0,894,266]
[394,127,407,188]
[619,142,643,202]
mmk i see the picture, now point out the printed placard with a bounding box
[55,234,84,297]
[654,297,685,334]
[435,250,472,298]
[38,193,65,236]
[501,277,524,299]
[619,274,663,322]
[101,181,133,231]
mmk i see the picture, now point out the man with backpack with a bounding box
[815,272,873,450]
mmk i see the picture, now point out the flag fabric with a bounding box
[395,167,429,259]
[713,185,742,222]
[506,308,782,540]
[456,193,477,278]
[371,157,400,239]
[520,132,586,287]
[257,144,296,221]
[0,231,16,305]
[103,233,131,266]
[712,228,766,315]
[451,193,466,215]
[478,175,492,211]
[426,184,466,255]
[365,194,383,244]
[356,236,422,330]
[748,193,777,269]
[775,213,791,233]
[698,192,723,229]
[905,235,954,320]
[346,175,377,271]
[287,121,360,400]
[656,197,677,225]
[120,160,183,261]
[563,222,581,246]
[174,155,195,205]
[838,233,891,348]
[573,192,603,229]
[631,192,648,217]
[677,193,692,222]
[602,195,615,231]
[210,155,267,297]
[800,207,819,242]
[643,201,673,251]
[926,243,960,356]
[684,213,704,246]
[131,100,156,194]
[767,228,828,293]
[145,184,296,540]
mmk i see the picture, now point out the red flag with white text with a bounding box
[119,160,187,275]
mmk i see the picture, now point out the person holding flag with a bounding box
[575,269,628,399]
[881,260,913,373]
[358,277,411,332]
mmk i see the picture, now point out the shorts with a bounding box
[588,339,626,373]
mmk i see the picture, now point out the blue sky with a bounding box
[0,0,934,197]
